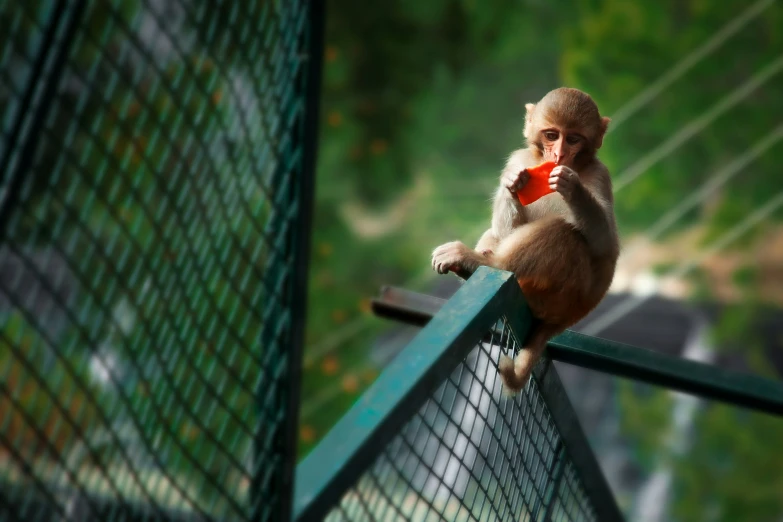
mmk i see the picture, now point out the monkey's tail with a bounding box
[497,321,561,395]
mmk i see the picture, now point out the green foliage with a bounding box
[684,266,716,303]
[710,303,762,347]
[672,404,783,522]
[732,264,760,290]
[565,0,783,232]
[616,380,673,471]
[651,262,677,276]
[1,312,99,464]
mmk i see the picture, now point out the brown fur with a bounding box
[431,87,619,394]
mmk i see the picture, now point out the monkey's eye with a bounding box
[565,135,582,145]
[543,131,559,141]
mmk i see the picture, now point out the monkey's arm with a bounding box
[563,169,618,257]
[491,148,533,237]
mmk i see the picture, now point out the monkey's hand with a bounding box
[432,241,482,276]
[548,165,582,201]
[501,163,531,194]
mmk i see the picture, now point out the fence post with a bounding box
[250,1,326,521]
[0,0,86,232]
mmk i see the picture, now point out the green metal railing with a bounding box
[372,285,783,419]
[295,268,624,522]
[296,266,783,521]
[0,1,323,521]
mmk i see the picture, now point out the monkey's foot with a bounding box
[497,354,531,396]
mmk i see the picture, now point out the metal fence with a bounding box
[295,268,623,522]
[295,270,783,522]
[0,1,323,521]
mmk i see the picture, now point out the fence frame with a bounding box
[0,0,86,229]
[547,331,783,417]
[293,267,624,522]
[0,1,327,520]
[259,1,326,521]
[372,286,783,418]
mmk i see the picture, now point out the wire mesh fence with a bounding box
[1,1,321,521]
[322,318,603,522]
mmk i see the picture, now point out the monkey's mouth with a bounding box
[545,156,573,167]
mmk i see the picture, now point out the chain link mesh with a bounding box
[1,1,318,521]
[326,319,599,522]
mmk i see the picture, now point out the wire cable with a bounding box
[613,53,783,193]
[580,191,783,337]
[622,122,783,259]
[608,0,777,131]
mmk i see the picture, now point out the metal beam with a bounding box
[548,331,783,417]
[372,285,783,418]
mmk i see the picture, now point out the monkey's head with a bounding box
[524,87,611,169]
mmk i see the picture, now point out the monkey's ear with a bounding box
[595,116,611,149]
[524,103,536,138]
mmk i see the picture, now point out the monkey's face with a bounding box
[524,90,609,166]
[539,127,585,168]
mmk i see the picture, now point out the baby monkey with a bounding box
[431,87,619,393]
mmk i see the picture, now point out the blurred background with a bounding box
[302,0,783,519]
[2,0,783,520]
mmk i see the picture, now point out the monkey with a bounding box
[431,87,619,394]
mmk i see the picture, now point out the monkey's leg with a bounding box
[475,228,499,256]
[492,216,590,286]
[492,217,592,393]
[497,322,561,394]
